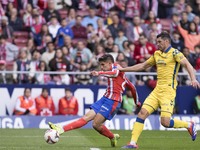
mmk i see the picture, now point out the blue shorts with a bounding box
[90,96,121,120]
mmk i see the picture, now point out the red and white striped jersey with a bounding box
[99,63,138,103]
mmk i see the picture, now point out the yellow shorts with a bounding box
[142,86,176,117]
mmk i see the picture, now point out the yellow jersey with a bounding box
[146,46,185,89]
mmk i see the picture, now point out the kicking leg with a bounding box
[92,113,119,147]
[49,109,96,134]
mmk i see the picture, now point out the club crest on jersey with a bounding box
[173,49,180,56]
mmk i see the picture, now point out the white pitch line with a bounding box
[90,148,101,150]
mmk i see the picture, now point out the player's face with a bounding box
[99,61,112,71]
[156,37,168,52]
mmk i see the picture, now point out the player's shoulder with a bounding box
[171,48,181,56]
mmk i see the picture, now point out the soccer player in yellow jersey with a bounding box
[119,32,200,149]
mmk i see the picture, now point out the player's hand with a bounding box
[91,71,99,76]
[191,80,200,89]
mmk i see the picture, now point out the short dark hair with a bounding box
[24,88,31,93]
[65,88,72,92]
[42,88,48,93]
[98,53,114,63]
[157,32,171,42]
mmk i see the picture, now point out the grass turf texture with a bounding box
[0,129,198,150]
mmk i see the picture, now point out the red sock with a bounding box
[98,125,114,139]
[63,118,87,132]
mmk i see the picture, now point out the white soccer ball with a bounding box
[44,129,60,144]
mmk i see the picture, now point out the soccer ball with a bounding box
[44,129,60,144]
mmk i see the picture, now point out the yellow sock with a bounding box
[131,122,144,143]
[173,118,189,128]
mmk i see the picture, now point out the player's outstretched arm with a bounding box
[118,61,152,72]
[180,58,200,89]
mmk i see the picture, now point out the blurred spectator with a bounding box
[116,52,135,67]
[66,8,76,28]
[148,30,157,47]
[35,60,52,84]
[95,18,107,41]
[180,47,196,85]
[13,49,34,84]
[104,36,114,52]
[195,58,200,83]
[118,58,137,84]
[141,0,158,19]
[178,21,200,51]
[94,44,105,60]
[35,88,55,116]
[0,60,13,84]
[170,13,179,35]
[133,33,156,64]
[107,14,124,39]
[58,88,79,115]
[145,22,161,39]
[193,15,200,33]
[42,0,61,22]
[72,15,87,39]
[144,11,162,32]
[124,0,140,21]
[114,29,128,52]
[9,8,23,31]
[0,35,19,61]
[41,42,55,65]
[118,88,137,115]
[61,45,71,63]
[27,38,36,56]
[63,35,74,53]
[30,50,41,75]
[56,18,74,47]
[190,0,200,16]
[0,4,5,21]
[157,0,174,19]
[33,24,52,47]
[171,31,184,52]
[71,41,93,70]
[172,0,186,16]
[48,16,61,40]
[97,0,115,18]
[86,24,98,52]
[193,94,200,114]
[74,63,93,85]
[109,44,119,61]
[114,0,125,18]
[185,4,196,22]
[31,15,43,34]
[194,45,200,63]
[13,88,37,115]
[122,40,131,57]
[180,11,190,30]
[126,16,144,42]
[23,3,33,26]
[1,16,13,39]
[82,7,99,29]
[49,48,71,85]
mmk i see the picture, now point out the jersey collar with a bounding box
[164,45,172,53]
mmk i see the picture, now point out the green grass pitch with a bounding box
[0,129,198,150]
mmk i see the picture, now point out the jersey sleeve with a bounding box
[146,54,156,66]
[98,63,119,78]
[172,49,185,63]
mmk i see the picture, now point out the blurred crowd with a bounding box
[0,0,200,86]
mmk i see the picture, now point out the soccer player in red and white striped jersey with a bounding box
[49,53,140,147]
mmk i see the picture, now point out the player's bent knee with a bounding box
[92,121,101,131]
[138,108,149,119]
[161,117,170,127]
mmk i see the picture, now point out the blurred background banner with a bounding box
[0,85,199,116]
[0,115,199,130]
